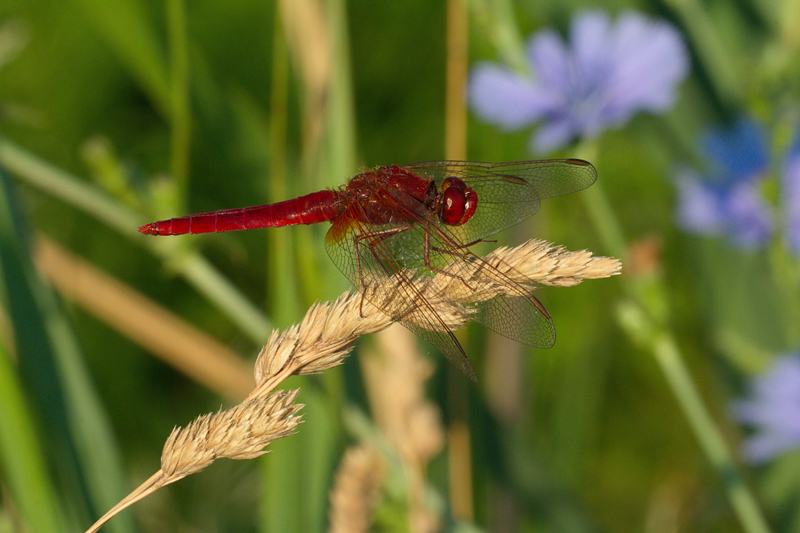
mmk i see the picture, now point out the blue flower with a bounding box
[783,141,800,253]
[732,354,800,463]
[468,11,689,153]
[674,117,800,251]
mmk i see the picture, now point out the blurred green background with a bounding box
[0,0,798,531]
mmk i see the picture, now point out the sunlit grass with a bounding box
[1,0,797,531]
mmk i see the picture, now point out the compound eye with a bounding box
[439,185,467,225]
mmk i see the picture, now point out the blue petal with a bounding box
[570,11,613,88]
[733,354,800,463]
[468,63,558,129]
[527,29,572,92]
[604,12,689,121]
[530,114,576,154]
[702,118,768,181]
[724,182,773,247]
[752,356,800,400]
[734,396,800,430]
[783,152,800,254]
[674,169,725,235]
[742,432,800,464]
[470,10,689,148]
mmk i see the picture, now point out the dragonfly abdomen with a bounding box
[138,190,342,235]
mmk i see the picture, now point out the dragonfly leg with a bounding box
[422,229,474,290]
[429,237,495,254]
[351,225,410,318]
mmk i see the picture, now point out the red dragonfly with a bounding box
[140,160,596,380]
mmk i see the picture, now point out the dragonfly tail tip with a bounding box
[138,223,157,235]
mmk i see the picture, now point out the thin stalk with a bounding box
[576,143,627,261]
[445,0,474,522]
[267,13,300,325]
[0,138,271,343]
[325,0,358,179]
[577,135,771,533]
[619,302,771,533]
[663,0,744,107]
[0,320,64,532]
[471,0,529,74]
[166,0,191,198]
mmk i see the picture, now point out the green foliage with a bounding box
[0,0,798,531]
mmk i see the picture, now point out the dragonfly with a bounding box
[139,160,597,381]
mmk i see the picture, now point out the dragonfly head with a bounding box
[438,177,477,226]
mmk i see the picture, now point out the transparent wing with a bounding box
[401,159,596,245]
[325,213,478,381]
[323,168,565,379]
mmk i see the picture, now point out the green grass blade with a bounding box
[0,166,135,532]
[0,331,64,532]
[0,138,271,343]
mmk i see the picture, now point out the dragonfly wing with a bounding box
[403,159,597,244]
[325,215,478,381]
[454,249,556,348]
[322,164,574,380]
[475,294,555,348]
[403,322,477,381]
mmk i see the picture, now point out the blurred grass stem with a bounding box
[166,0,191,199]
[0,138,271,343]
[0,167,133,532]
[325,0,357,183]
[34,237,254,400]
[72,0,171,115]
[263,1,353,530]
[471,0,530,75]
[445,0,474,522]
[0,322,64,532]
[618,302,771,533]
[267,13,301,324]
[768,241,800,346]
[576,135,771,533]
[663,0,744,107]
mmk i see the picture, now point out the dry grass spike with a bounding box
[85,239,620,532]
